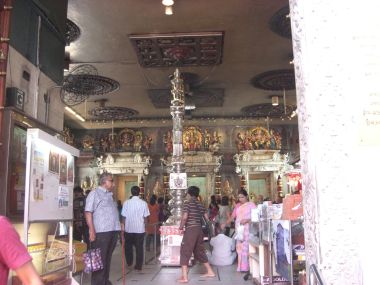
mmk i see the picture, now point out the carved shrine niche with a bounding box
[101,152,152,175]
[129,32,224,68]
[234,150,293,201]
[235,127,282,152]
[76,128,153,154]
[163,126,223,153]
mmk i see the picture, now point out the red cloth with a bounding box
[0,216,32,284]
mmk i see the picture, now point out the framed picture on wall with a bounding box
[49,151,59,174]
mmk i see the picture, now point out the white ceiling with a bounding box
[65,0,296,129]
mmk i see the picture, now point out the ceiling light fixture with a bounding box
[162,0,174,6]
[185,104,196,110]
[165,6,173,15]
[65,106,85,122]
[162,0,174,15]
[271,95,279,106]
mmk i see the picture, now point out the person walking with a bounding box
[85,172,121,285]
[228,189,256,272]
[146,195,160,251]
[177,186,215,283]
[217,196,232,236]
[0,216,43,285]
[121,186,150,271]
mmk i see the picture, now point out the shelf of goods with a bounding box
[248,218,305,285]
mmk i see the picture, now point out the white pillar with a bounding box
[289,1,380,284]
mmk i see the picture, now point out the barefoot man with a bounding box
[177,186,215,283]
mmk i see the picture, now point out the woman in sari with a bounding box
[229,189,256,272]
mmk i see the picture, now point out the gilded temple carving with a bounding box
[163,126,223,153]
[63,127,75,146]
[235,127,282,152]
[78,128,153,153]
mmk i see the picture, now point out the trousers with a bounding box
[91,231,119,285]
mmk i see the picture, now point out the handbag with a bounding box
[201,215,210,236]
[83,246,103,273]
[235,223,245,241]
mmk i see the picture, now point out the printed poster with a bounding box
[58,186,69,208]
[67,156,74,183]
[49,151,59,174]
[31,150,45,201]
[272,220,291,281]
[59,155,67,185]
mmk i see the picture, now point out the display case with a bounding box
[271,219,305,285]
[248,209,305,284]
[0,108,63,218]
[11,128,80,284]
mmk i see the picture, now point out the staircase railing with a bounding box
[309,264,324,285]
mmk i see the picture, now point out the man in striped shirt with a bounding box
[178,186,215,283]
[121,186,150,271]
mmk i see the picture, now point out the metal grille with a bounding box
[241,103,296,118]
[250,69,295,91]
[88,106,139,120]
[60,65,120,106]
[65,19,81,45]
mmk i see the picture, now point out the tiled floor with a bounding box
[76,243,249,285]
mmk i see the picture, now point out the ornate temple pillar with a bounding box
[290,1,380,283]
[166,69,186,225]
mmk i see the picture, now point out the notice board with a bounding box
[25,129,79,222]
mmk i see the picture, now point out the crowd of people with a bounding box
[2,172,260,285]
[76,175,259,284]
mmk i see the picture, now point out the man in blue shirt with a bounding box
[121,186,150,271]
[85,172,121,285]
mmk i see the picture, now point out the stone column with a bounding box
[290,1,380,284]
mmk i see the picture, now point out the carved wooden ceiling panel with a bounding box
[129,32,224,68]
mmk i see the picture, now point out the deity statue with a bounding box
[134,131,143,152]
[243,130,252,150]
[143,136,152,151]
[222,179,233,197]
[82,135,95,150]
[152,179,164,196]
[63,127,74,146]
[204,128,211,150]
[235,132,244,152]
[163,130,173,153]
[209,131,222,153]
[99,135,109,153]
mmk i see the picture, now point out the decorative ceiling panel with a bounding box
[88,106,139,120]
[251,69,295,90]
[269,6,291,39]
[129,32,224,67]
[241,103,296,118]
[148,88,224,108]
